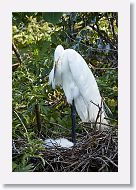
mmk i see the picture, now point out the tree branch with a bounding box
[35,103,41,136]
[12,42,22,64]
[89,24,117,50]
[12,42,22,71]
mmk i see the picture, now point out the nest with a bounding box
[13,121,118,172]
[32,128,118,172]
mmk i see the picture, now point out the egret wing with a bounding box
[66,49,101,105]
[65,49,104,122]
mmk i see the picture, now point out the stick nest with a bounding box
[13,123,118,172]
[33,128,118,172]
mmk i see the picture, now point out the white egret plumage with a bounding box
[44,138,74,148]
[49,45,108,143]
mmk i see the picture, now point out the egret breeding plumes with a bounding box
[49,45,108,143]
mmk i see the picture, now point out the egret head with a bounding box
[49,45,64,89]
[54,45,64,63]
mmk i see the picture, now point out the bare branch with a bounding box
[12,42,22,64]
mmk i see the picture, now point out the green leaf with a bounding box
[42,12,63,24]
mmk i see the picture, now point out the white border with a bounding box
[0,0,130,184]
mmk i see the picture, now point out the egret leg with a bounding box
[71,100,76,144]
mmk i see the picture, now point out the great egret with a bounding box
[49,45,108,143]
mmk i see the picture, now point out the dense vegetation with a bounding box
[12,12,118,172]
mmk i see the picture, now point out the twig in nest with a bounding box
[79,121,116,128]
[102,155,118,168]
[90,98,104,131]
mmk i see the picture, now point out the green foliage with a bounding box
[12,12,118,172]
[42,12,63,24]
